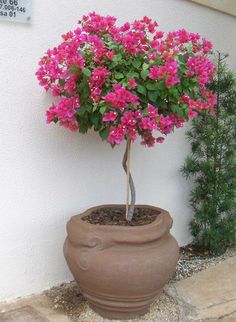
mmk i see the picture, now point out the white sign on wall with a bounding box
[0,0,32,23]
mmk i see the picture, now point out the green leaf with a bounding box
[169,88,179,97]
[142,62,149,70]
[113,53,122,62]
[59,79,66,86]
[158,81,166,90]
[141,69,149,80]
[79,122,89,134]
[126,72,139,79]
[146,82,158,91]
[70,65,80,73]
[114,72,124,80]
[93,104,98,112]
[177,109,184,117]
[77,75,91,106]
[137,85,147,95]
[76,105,86,116]
[148,91,158,103]
[171,105,179,113]
[129,104,139,111]
[82,68,91,78]
[109,61,119,69]
[182,79,190,88]
[99,127,109,141]
[99,106,107,115]
[160,90,167,100]
[132,60,142,69]
[178,54,186,64]
[91,113,100,128]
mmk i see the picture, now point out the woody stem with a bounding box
[122,139,136,221]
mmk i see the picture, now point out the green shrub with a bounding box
[181,53,236,255]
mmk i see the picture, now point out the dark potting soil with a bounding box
[82,207,160,226]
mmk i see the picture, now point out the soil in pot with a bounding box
[82,206,160,226]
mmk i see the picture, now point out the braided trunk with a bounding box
[122,139,136,221]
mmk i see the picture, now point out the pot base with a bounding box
[81,286,160,320]
[90,303,149,320]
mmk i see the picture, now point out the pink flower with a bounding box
[62,31,74,41]
[134,110,143,119]
[188,109,197,118]
[103,84,139,110]
[148,66,162,80]
[150,39,159,50]
[166,75,180,88]
[141,131,156,147]
[102,111,118,122]
[90,87,102,102]
[139,117,157,131]
[154,31,164,39]
[165,59,178,76]
[148,52,157,60]
[107,125,126,145]
[147,104,158,118]
[187,56,215,85]
[81,12,117,34]
[90,68,110,86]
[89,68,110,101]
[128,128,137,142]
[120,22,131,32]
[121,111,136,127]
[156,137,165,143]
[128,77,137,89]
[46,97,79,132]
[158,115,174,134]
[202,38,213,54]
[51,84,64,96]
[65,74,78,94]
[105,50,115,60]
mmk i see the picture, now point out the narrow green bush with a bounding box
[181,53,236,255]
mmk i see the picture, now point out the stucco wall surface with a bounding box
[0,0,235,301]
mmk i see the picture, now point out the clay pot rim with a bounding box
[71,204,171,231]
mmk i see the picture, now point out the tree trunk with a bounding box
[122,139,136,221]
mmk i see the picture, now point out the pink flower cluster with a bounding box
[187,56,216,85]
[181,90,216,118]
[103,84,139,111]
[148,58,180,88]
[89,68,110,101]
[110,17,158,55]
[46,97,80,132]
[36,12,216,147]
[36,37,85,96]
[81,12,117,34]
[106,104,185,147]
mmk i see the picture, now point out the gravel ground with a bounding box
[45,284,178,322]
[44,246,236,322]
[173,246,236,281]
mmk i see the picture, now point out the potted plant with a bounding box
[36,12,216,319]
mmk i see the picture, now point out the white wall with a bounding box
[0,0,235,301]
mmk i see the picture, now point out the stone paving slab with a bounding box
[0,306,50,322]
[166,257,236,321]
[0,295,70,322]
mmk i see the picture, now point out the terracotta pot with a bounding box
[64,205,179,320]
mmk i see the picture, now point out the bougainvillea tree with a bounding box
[36,12,216,221]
